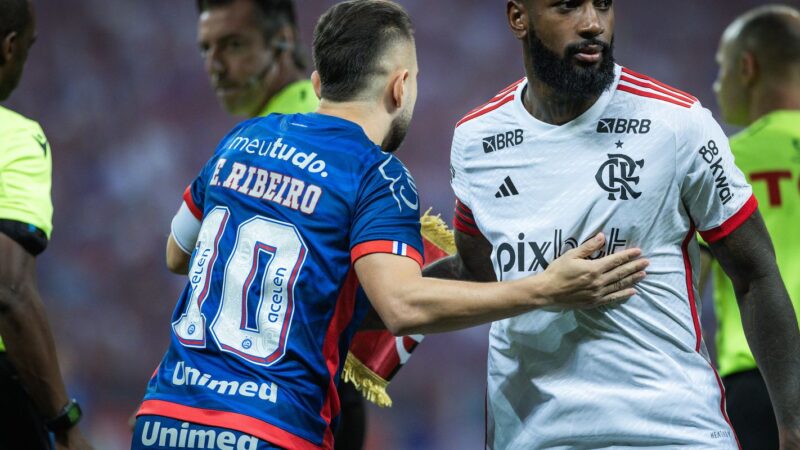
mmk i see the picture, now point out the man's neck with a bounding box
[315,101,388,147]
[250,64,305,118]
[523,76,602,126]
[749,80,800,125]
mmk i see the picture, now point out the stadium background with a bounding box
[5,0,789,448]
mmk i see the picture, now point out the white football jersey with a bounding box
[451,65,756,449]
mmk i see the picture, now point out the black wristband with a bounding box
[44,399,82,433]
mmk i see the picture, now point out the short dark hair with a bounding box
[312,0,414,102]
[197,0,306,70]
[740,5,800,77]
[0,0,31,40]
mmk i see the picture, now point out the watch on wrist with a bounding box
[45,399,82,433]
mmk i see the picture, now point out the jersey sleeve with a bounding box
[350,154,424,267]
[449,127,481,236]
[0,125,53,242]
[678,104,756,244]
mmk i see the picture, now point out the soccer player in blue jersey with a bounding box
[132,1,648,449]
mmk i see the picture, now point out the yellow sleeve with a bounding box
[0,122,53,238]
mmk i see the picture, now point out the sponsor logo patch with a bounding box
[483,129,524,153]
[597,118,652,135]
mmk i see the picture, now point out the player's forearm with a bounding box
[380,276,543,335]
[737,274,800,430]
[0,280,70,418]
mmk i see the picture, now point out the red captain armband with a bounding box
[454,199,480,236]
[351,240,424,268]
[182,186,203,220]
[698,195,758,244]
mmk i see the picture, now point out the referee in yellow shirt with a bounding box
[0,0,92,449]
[705,5,800,449]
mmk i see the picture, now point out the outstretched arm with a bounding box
[708,210,800,447]
[357,233,647,335]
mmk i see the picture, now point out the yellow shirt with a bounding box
[258,80,319,117]
[0,105,54,351]
[712,110,800,377]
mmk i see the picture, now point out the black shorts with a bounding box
[0,352,52,449]
[334,381,365,450]
[723,368,779,450]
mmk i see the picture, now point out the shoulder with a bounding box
[615,67,699,111]
[0,106,41,132]
[455,77,524,129]
[613,67,723,145]
[0,107,49,160]
[452,78,525,155]
[0,106,46,141]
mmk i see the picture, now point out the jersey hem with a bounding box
[350,240,423,267]
[137,399,328,450]
[698,195,758,244]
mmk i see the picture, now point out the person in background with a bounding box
[702,5,800,449]
[0,0,93,449]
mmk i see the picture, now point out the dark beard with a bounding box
[527,28,616,100]
[381,113,410,153]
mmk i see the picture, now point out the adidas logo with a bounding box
[495,176,519,198]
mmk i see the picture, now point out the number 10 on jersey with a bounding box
[172,207,307,366]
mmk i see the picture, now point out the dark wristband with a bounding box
[45,399,82,433]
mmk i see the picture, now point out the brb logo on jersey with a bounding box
[597,118,652,135]
[596,154,645,201]
[483,129,524,153]
[379,155,419,212]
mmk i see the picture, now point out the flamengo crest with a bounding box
[595,154,645,201]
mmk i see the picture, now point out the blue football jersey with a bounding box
[139,113,423,449]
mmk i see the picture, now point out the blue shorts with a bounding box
[132,415,283,450]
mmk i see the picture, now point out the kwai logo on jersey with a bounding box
[495,229,628,280]
[379,155,419,211]
[596,154,645,201]
[597,118,652,135]
[482,129,524,153]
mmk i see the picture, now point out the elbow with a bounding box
[165,256,186,274]
[165,247,190,275]
[0,282,29,320]
[376,298,427,336]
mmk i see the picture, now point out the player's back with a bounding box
[140,113,423,450]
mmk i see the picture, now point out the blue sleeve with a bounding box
[350,154,423,267]
[183,121,252,218]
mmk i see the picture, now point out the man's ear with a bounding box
[739,51,759,87]
[390,69,409,111]
[0,32,18,66]
[311,70,322,99]
[507,1,529,40]
[271,24,295,54]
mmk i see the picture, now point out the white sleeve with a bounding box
[450,127,472,207]
[170,201,201,254]
[678,104,756,243]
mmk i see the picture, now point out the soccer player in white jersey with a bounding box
[425,0,800,448]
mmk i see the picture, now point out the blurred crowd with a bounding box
[5,0,777,448]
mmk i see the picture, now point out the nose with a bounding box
[205,47,226,78]
[577,4,605,39]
